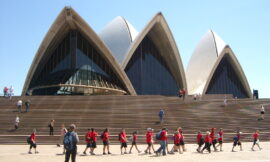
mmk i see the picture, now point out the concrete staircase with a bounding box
[0,96,269,144]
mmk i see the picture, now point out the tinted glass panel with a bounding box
[125,36,179,95]
[206,55,248,98]
[29,30,126,95]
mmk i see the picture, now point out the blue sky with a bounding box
[0,0,269,98]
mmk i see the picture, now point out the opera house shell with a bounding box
[22,7,251,97]
[186,30,252,98]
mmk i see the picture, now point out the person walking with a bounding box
[210,128,218,151]
[64,124,79,162]
[90,128,98,155]
[251,130,262,151]
[216,128,224,151]
[83,129,91,155]
[28,129,38,154]
[119,128,128,155]
[170,130,182,154]
[260,105,265,120]
[58,124,67,154]
[144,128,155,154]
[232,131,243,152]
[179,129,186,152]
[129,131,141,154]
[102,128,111,155]
[155,127,167,156]
[14,115,20,130]
[25,99,30,112]
[17,99,22,113]
[159,109,165,124]
[48,119,55,136]
[196,131,204,153]
[200,131,212,153]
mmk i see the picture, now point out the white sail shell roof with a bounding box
[99,16,138,65]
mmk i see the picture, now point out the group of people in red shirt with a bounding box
[27,127,263,156]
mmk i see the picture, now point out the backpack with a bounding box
[100,133,104,139]
[155,131,161,140]
[64,132,74,151]
[233,136,238,141]
[27,136,31,144]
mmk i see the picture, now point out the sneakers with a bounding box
[108,152,112,154]
[91,152,95,155]
[83,151,86,155]
[28,151,32,154]
[103,152,106,155]
[35,151,39,154]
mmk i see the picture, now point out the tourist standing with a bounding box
[119,128,128,154]
[28,129,38,154]
[3,87,8,97]
[17,99,22,113]
[251,130,262,151]
[83,129,91,155]
[159,109,165,123]
[102,128,111,155]
[64,124,79,162]
[196,131,204,153]
[14,115,20,130]
[48,120,55,136]
[129,131,141,154]
[9,86,13,100]
[216,128,224,151]
[25,99,30,112]
[90,128,98,155]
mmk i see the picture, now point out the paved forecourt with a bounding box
[0,142,270,162]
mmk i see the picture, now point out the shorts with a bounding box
[198,139,204,147]
[121,142,127,148]
[218,140,223,144]
[180,140,185,146]
[233,141,241,146]
[103,141,109,146]
[261,111,265,114]
[253,139,259,145]
[90,141,97,148]
[212,139,217,145]
[86,143,91,148]
[175,143,180,146]
[147,142,152,147]
[132,141,136,145]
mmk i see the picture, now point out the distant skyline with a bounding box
[0,0,269,98]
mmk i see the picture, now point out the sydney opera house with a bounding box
[22,7,251,98]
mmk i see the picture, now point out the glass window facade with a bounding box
[206,55,249,98]
[125,36,179,95]
[28,30,126,95]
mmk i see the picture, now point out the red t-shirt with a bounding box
[253,133,259,140]
[204,135,212,143]
[180,133,185,141]
[218,131,223,141]
[133,134,137,142]
[146,132,152,143]
[210,129,215,140]
[160,130,167,141]
[197,133,202,143]
[120,132,127,143]
[91,131,98,142]
[85,132,91,143]
[174,133,180,144]
[103,132,109,141]
[30,133,36,142]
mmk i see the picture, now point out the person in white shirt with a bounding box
[15,115,20,130]
[17,100,22,113]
